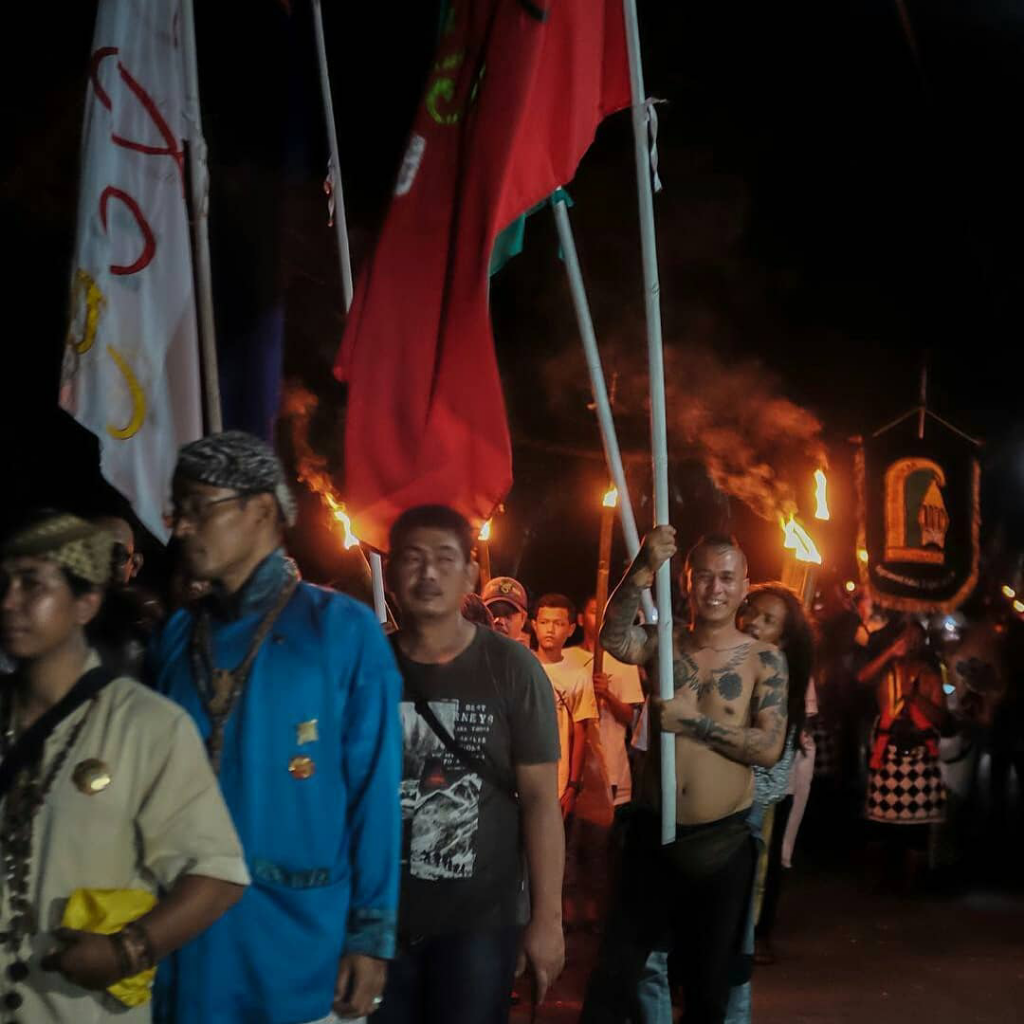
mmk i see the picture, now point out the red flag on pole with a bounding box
[334,0,630,550]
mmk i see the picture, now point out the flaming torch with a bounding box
[477,519,493,587]
[593,487,618,675]
[780,514,822,608]
[814,469,830,521]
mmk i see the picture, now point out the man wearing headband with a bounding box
[148,431,403,1024]
[0,512,248,1022]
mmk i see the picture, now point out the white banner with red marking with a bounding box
[60,0,202,541]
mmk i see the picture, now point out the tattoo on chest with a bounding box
[674,643,753,701]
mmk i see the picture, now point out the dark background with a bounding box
[4,0,1023,607]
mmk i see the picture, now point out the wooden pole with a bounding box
[478,541,492,588]
[180,0,222,434]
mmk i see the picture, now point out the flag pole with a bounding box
[180,0,222,434]
[312,0,386,622]
[551,198,657,625]
[311,0,354,310]
[623,0,676,846]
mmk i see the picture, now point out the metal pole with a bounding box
[623,0,676,845]
[180,0,222,434]
[594,493,616,677]
[552,199,657,624]
[312,0,388,622]
[311,0,354,311]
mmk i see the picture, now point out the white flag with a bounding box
[60,0,202,542]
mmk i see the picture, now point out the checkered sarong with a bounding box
[865,731,946,824]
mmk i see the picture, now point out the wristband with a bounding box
[567,780,582,793]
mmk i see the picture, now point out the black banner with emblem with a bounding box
[856,414,980,613]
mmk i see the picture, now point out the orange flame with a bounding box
[323,493,360,549]
[603,487,619,509]
[478,519,492,542]
[780,514,822,565]
[281,384,362,552]
[813,469,830,521]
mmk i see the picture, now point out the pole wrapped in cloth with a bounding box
[334,0,630,550]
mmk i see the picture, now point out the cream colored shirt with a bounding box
[562,646,644,804]
[0,656,249,1023]
[537,656,599,798]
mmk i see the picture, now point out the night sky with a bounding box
[5,1,1023,607]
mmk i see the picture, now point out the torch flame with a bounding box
[603,487,619,509]
[478,519,492,542]
[323,494,360,549]
[781,515,822,565]
[813,469,830,521]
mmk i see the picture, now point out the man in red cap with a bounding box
[482,577,531,647]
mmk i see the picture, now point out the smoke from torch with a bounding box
[542,339,828,522]
[280,382,360,548]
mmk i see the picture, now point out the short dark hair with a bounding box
[388,505,474,562]
[684,533,748,578]
[533,593,576,620]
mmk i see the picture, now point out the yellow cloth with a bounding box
[61,888,157,1007]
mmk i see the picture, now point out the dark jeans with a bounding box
[756,795,793,941]
[581,811,756,1024]
[374,926,521,1024]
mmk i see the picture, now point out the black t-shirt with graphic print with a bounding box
[391,625,560,941]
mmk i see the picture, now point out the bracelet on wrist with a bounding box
[567,780,582,792]
[108,932,134,980]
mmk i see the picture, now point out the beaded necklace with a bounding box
[0,689,95,1019]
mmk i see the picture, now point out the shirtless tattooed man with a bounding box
[581,528,789,1024]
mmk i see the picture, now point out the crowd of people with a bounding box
[0,429,1020,1024]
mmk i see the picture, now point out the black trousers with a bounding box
[374,926,521,1024]
[581,811,756,1024]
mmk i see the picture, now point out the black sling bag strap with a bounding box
[407,684,518,803]
[0,666,116,799]
[391,635,518,802]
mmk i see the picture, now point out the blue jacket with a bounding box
[151,560,402,1023]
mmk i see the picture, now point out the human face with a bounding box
[0,556,99,660]
[687,546,749,625]
[94,517,141,585]
[580,597,598,645]
[533,605,574,656]
[739,592,788,647]
[389,527,476,623]
[169,481,270,586]
[490,601,527,641]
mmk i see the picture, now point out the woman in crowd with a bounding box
[0,512,248,1022]
[725,583,815,1024]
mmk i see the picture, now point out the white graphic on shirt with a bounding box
[399,700,496,881]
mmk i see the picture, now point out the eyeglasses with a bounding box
[163,494,246,528]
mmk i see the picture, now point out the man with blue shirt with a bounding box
[149,431,402,1024]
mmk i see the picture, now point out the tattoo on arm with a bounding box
[600,577,657,666]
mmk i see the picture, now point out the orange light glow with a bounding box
[1002,585,1016,600]
[813,469,830,521]
[781,515,822,565]
[857,547,869,565]
[603,487,619,509]
[845,580,857,593]
[478,519,492,542]
[323,493,360,549]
